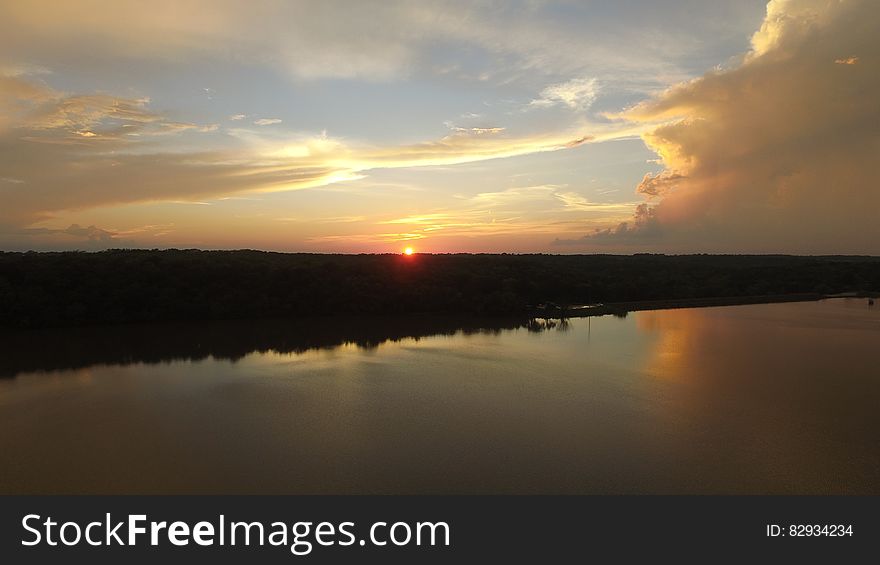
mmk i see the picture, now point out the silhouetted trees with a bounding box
[0,250,878,328]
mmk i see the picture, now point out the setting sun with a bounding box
[404,247,414,256]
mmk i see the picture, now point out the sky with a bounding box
[0,0,876,254]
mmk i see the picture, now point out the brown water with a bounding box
[1,298,878,494]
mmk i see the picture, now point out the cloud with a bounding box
[0,221,180,250]
[0,1,776,252]
[529,77,598,110]
[369,185,637,246]
[0,74,214,142]
[0,1,765,85]
[554,203,660,246]
[0,74,253,227]
[445,125,506,135]
[1,223,116,242]
[0,74,596,234]
[345,131,595,171]
[553,191,640,213]
[635,171,686,197]
[584,0,880,253]
[62,223,115,241]
[253,118,282,126]
[0,1,414,80]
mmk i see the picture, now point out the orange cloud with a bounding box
[0,73,597,236]
[590,0,879,253]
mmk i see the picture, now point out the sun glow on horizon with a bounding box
[1,1,876,254]
[404,247,414,255]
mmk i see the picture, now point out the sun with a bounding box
[403,247,414,256]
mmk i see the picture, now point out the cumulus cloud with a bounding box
[587,0,880,253]
[554,204,659,246]
[636,171,686,197]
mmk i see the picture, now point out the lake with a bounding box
[1,298,878,494]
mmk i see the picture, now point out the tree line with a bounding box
[1,250,878,328]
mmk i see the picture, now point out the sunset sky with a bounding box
[1,0,876,253]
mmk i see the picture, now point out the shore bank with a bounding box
[533,292,877,319]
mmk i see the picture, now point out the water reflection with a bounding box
[0,316,532,379]
[1,299,878,494]
[525,317,570,333]
[634,300,880,493]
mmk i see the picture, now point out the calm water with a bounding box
[1,299,878,494]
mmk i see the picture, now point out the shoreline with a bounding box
[1,293,876,378]
[532,292,877,319]
[2,293,875,335]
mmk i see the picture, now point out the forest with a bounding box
[1,250,878,328]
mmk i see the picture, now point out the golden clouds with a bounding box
[0,1,423,80]
[365,185,638,247]
[348,130,595,170]
[0,73,595,237]
[0,75,216,142]
[598,0,880,253]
